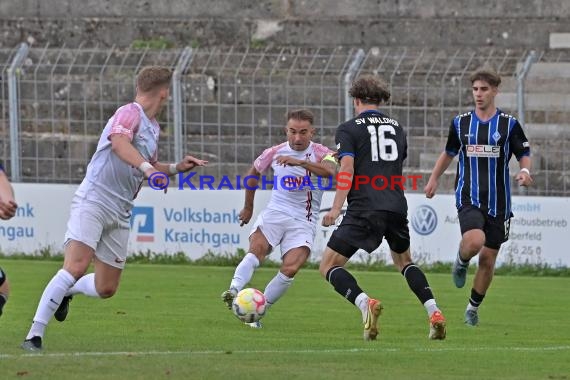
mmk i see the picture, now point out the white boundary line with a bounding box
[1,346,569,359]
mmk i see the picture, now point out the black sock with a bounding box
[469,288,485,307]
[325,266,363,305]
[0,294,6,316]
[401,263,434,304]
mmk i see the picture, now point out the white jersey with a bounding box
[254,141,333,224]
[75,102,159,213]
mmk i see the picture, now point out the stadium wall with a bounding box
[1,184,568,266]
[1,0,569,48]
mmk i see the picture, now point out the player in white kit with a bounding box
[22,66,207,351]
[221,109,337,327]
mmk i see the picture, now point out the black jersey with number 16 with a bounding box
[336,110,408,215]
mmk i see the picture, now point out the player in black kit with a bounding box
[424,68,533,326]
[320,75,446,341]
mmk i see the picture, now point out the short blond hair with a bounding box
[136,66,172,93]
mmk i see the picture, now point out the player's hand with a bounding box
[322,208,341,227]
[177,155,208,172]
[424,178,438,199]
[0,198,17,220]
[239,207,253,227]
[515,170,533,187]
[275,155,302,167]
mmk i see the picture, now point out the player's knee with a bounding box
[96,284,117,299]
[64,266,88,280]
[63,258,91,279]
[281,261,302,278]
[462,238,484,255]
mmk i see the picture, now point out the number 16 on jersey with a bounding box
[367,124,399,161]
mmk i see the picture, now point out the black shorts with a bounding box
[327,209,410,258]
[458,205,511,250]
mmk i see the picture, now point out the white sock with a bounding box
[466,303,479,312]
[263,271,294,307]
[26,269,76,339]
[229,253,260,291]
[67,273,100,298]
[457,251,469,266]
[424,299,439,317]
[355,292,369,322]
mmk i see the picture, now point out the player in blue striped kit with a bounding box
[424,68,533,326]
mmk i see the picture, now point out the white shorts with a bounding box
[250,209,317,257]
[64,197,130,269]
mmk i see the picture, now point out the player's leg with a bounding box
[56,217,129,325]
[0,267,9,317]
[319,243,382,341]
[320,211,385,341]
[66,222,129,300]
[391,251,446,339]
[222,228,272,309]
[464,216,507,326]
[320,211,384,340]
[386,212,446,339]
[453,207,486,288]
[264,246,310,308]
[263,221,314,308]
[92,256,123,297]
[22,240,93,351]
[464,246,499,326]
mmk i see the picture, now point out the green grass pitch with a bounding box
[1,260,569,379]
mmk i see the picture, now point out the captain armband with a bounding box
[322,154,337,164]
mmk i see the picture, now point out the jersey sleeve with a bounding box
[253,146,278,173]
[509,121,531,160]
[336,124,356,159]
[149,150,158,165]
[313,143,335,162]
[108,103,141,142]
[444,119,461,156]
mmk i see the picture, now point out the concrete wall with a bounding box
[3,0,570,19]
[1,0,569,48]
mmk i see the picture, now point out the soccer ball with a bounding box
[232,288,267,323]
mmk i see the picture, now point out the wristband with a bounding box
[169,163,178,175]
[520,168,530,176]
[138,162,153,173]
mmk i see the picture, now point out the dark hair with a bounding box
[349,75,390,105]
[286,109,314,125]
[136,66,172,93]
[470,68,501,87]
